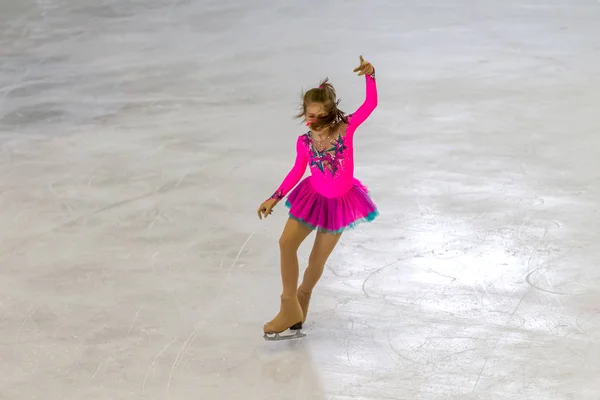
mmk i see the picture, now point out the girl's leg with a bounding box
[264,218,313,334]
[297,230,343,322]
[278,218,313,296]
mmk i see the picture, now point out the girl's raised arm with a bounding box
[348,55,378,129]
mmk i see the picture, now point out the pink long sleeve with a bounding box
[347,72,378,135]
[269,136,308,200]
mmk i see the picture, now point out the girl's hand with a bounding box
[353,55,374,77]
[257,198,278,220]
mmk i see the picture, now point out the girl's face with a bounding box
[305,103,326,130]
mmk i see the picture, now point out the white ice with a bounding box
[1,0,600,399]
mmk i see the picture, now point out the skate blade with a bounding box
[263,329,306,341]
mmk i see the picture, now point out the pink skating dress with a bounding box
[269,72,378,233]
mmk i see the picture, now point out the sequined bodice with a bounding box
[302,131,349,178]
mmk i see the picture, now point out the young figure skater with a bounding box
[257,55,378,340]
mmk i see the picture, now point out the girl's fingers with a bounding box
[354,57,371,75]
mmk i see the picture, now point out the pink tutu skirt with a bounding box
[285,177,379,234]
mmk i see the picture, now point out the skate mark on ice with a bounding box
[525,267,580,296]
[218,253,227,269]
[0,58,43,114]
[89,362,103,382]
[519,223,577,295]
[127,299,147,337]
[507,222,550,319]
[327,265,352,278]
[509,290,529,321]
[385,323,425,367]
[361,255,412,298]
[471,334,504,394]
[15,307,37,346]
[0,179,185,256]
[141,335,179,393]
[165,232,254,395]
[375,324,402,370]
[345,318,355,367]
[167,325,203,397]
[422,266,457,282]
[575,312,595,346]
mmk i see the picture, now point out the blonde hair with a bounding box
[295,78,348,131]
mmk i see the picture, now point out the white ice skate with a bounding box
[263,296,306,341]
[263,327,306,341]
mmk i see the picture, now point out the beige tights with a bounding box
[299,230,342,294]
[264,218,342,334]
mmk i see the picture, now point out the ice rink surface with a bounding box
[1,0,600,398]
